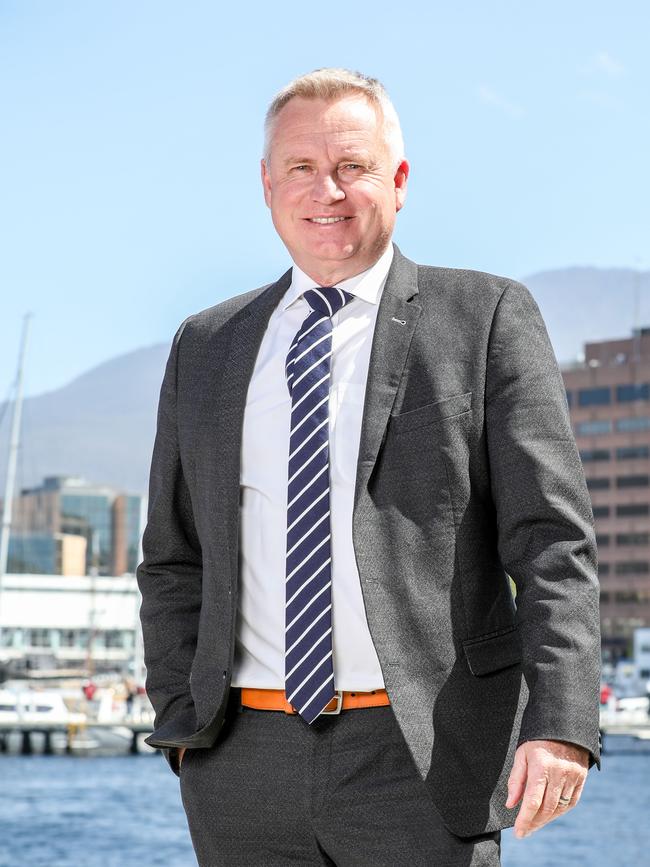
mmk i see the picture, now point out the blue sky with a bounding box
[1,0,648,397]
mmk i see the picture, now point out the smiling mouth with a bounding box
[306,216,352,224]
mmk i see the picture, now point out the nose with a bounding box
[311,171,345,204]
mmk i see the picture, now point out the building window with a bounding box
[616,475,650,488]
[566,390,572,408]
[617,445,650,460]
[616,503,650,517]
[27,628,52,648]
[586,478,611,490]
[580,449,611,462]
[599,563,610,575]
[616,417,650,433]
[0,628,20,648]
[59,629,77,647]
[596,534,610,547]
[617,383,650,402]
[592,505,611,518]
[616,532,650,546]
[615,561,650,575]
[576,420,612,436]
[578,387,611,407]
[58,629,90,649]
[600,591,610,603]
[614,591,650,604]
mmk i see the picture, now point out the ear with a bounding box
[261,159,272,208]
[394,159,409,212]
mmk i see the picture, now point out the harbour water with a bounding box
[0,736,648,866]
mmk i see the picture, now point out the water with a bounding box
[0,737,648,866]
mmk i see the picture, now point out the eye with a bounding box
[291,164,311,173]
[341,163,363,171]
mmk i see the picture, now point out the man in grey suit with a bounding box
[137,68,601,866]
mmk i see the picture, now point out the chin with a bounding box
[306,242,357,261]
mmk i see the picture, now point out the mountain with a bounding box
[523,267,650,366]
[1,266,649,496]
[0,342,169,497]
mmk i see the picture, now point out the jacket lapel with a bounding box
[209,268,292,586]
[352,245,421,512]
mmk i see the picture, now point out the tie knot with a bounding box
[303,286,355,318]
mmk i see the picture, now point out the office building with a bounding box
[7,532,86,575]
[8,475,144,576]
[563,326,650,659]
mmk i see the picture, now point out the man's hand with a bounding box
[506,739,589,838]
[178,746,187,769]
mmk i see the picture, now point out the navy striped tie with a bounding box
[284,285,355,723]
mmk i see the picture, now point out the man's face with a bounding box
[261,95,408,284]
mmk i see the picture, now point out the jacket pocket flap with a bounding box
[462,627,522,676]
[390,391,472,434]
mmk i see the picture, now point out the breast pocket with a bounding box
[389,390,472,435]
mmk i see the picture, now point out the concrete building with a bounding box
[563,327,650,660]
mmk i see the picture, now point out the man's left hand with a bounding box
[506,739,589,838]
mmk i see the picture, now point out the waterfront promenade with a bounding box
[3,703,647,758]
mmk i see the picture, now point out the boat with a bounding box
[0,686,87,726]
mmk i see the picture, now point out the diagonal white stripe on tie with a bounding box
[284,285,355,723]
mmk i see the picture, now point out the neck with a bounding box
[294,243,391,287]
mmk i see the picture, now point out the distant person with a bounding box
[124,677,137,717]
[137,67,601,865]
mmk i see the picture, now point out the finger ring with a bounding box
[558,795,571,806]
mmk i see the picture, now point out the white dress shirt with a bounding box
[231,243,394,691]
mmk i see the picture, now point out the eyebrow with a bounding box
[282,151,372,168]
[282,155,314,167]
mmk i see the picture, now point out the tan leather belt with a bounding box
[240,687,390,715]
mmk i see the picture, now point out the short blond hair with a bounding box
[263,67,405,169]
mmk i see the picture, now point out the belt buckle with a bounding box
[320,690,343,715]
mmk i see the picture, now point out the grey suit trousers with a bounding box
[178,688,500,866]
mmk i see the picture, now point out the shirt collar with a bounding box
[281,242,395,312]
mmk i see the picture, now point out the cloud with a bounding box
[577,51,625,108]
[581,51,626,78]
[477,84,524,118]
[594,51,625,77]
[578,89,618,109]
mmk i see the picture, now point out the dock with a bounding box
[2,711,650,757]
[0,718,155,756]
[599,707,650,746]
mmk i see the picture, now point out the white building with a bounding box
[0,572,143,675]
[634,627,650,682]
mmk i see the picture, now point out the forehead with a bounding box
[269,95,384,157]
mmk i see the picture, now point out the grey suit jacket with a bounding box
[136,244,601,837]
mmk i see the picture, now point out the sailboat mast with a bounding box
[0,312,33,653]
